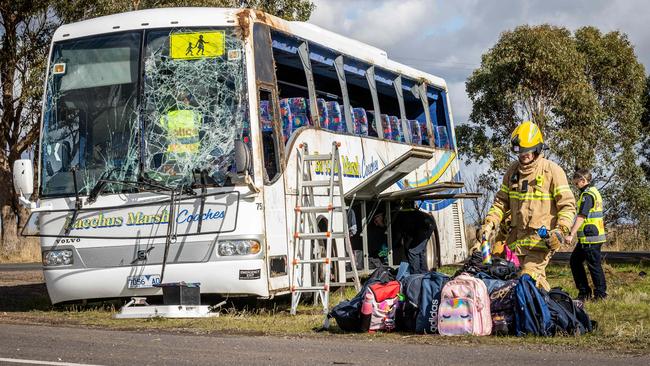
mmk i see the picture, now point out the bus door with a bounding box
[257,87,290,291]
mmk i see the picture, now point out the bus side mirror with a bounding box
[231,141,259,194]
[234,140,251,175]
[13,159,34,198]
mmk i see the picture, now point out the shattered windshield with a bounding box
[41,32,141,196]
[143,28,248,188]
[40,28,249,196]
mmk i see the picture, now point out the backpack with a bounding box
[457,251,518,281]
[492,311,515,336]
[328,266,395,332]
[397,272,427,332]
[489,279,518,313]
[438,273,492,336]
[514,274,553,336]
[360,280,402,332]
[411,271,450,334]
[547,288,593,335]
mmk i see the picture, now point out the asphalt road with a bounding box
[0,324,648,366]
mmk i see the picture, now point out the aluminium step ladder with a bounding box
[290,141,361,322]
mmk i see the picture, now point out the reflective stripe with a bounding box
[576,233,607,244]
[488,206,504,220]
[508,192,554,201]
[553,185,572,197]
[587,211,603,219]
[509,237,547,250]
[558,211,575,221]
[499,184,509,193]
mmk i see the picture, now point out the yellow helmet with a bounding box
[511,121,544,154]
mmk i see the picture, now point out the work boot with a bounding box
[576,293,592,302]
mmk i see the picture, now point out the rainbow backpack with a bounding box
[438,273,492,336]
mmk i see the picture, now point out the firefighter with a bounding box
[479,121,576,291]
[565,169,607,300]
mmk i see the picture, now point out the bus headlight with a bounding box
[42,250,74,266]
[218,240,261,256]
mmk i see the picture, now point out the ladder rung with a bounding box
[328,282,354,287]
[292,286,329,292]
[294,232,346,240]
[303,154,332,161]
[295,205,342,213]
[302,180,338,187]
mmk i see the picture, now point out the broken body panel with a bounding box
[27,8,468,304]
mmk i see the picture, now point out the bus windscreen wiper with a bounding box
[86,169,116,205]
[64,166,83,235]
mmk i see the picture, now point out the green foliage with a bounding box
[641,76,650,181]
[57,0,314,22]
[461,24,650,225]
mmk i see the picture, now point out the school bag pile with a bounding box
[328,255,596,336]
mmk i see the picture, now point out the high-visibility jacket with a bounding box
[160,109,202,154]
[486,156,576,250]
[577,186,606,244]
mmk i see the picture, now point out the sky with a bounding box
[308,0,650,174]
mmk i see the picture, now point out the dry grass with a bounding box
[1,264,649,354]
[0,238,40,263]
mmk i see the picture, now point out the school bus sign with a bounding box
[170,31,225,60]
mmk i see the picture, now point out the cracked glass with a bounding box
[143,28,248,188]
[41,32,141,196]
[40,27,249,197]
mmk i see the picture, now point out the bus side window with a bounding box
[259,89,281,183]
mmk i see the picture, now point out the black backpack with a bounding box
[546,288,595,335]
[457,251,518,281]
[328,266,396,332]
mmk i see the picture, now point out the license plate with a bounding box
[127,274,161,289]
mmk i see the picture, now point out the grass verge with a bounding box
[1,264,648,354]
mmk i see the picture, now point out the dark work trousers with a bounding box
[408,237,429,274]
[570,243,607,299]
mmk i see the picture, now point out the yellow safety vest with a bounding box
[160,109,201,154]
[577,186,606,244]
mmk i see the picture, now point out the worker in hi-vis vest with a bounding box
[479,121,576,291]
[159,92,202,173]
[565,168,607,301]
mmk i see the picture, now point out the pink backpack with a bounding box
[438,273,492,336]
[360,281,402,332]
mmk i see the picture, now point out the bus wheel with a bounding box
[427,230,440,270]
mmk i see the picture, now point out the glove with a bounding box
[548,228,564,251]
[478,220,497,241]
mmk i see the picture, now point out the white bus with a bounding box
[15,8,472,304]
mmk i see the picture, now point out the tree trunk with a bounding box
[0,156,21,255]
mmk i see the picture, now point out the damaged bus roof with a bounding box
[52,7,448,91]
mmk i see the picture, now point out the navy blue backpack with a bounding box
[415,271,450,334]
[514,274,553,336]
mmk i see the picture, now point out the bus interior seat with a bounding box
[315,98,329,128]
[325,101,345,133]
[279,98,292,143]
[388,115,401,142]
[409,120,422,145]
[353,108,369,136]
[259,100,274,133]
[418,120,430,145]
[379,114,393,140]
[286,97,311,130]
[435,126,450,149]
